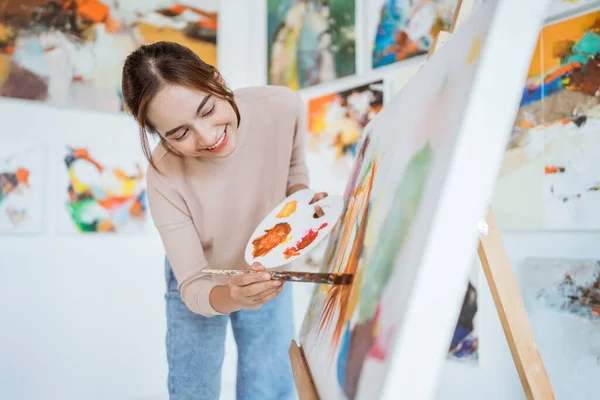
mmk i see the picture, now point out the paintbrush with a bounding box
[201,269,353,285]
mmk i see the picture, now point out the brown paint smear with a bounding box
[251,222,291,258]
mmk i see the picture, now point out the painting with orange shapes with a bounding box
[306,80,384,197]
[0,142,45,234]
[492,8,600,230]
[58,146,147,234]
[297,2,511,395]
[0,0,219,112]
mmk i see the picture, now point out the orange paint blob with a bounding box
[544,165,565,174]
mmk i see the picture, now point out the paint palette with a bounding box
[244,189,343,268]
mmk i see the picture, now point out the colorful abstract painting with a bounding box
[524,258,600,399]
[298,0,546,397]
[305,80,383,195]
[58,146,147,234]
[369,0,458,69]
[0,0,219,112]
[492,10,600,230]
[267,0,356,90]
[0,142,45,234]
[447,266,479,363]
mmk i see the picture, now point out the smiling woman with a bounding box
[120,41,328,399]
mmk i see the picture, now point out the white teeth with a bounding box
[207,130,226,150]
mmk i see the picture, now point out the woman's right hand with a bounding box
[228,263,284,309]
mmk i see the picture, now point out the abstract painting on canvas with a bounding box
[523,257,600,399]
[0,0,219,112]
[267,0,356,90]
[368,0,458,69]
[298,1,547,398]
[57,145,147,234]
[492,9,600,230]
[306,80,383,196]
[0,142,45,234]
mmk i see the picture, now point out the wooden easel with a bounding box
[289,1,555,398]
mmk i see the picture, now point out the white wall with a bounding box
[2,1,600,399]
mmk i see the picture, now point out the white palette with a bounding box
[244,189,343,269]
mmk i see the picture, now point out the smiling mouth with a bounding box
[205,128,228,151]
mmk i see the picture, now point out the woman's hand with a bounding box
[228,263,284,309]
[310,191,329,218]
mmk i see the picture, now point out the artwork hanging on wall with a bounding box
[267,0,356,90]
[0,0,219,112]
[369,0,458,69]
[57,146,147,234]
[523,257,600,399]
[492,9,600,230]
[0,142,45,234]
[305,80,384,196]
[447,264,479,363]
[298,0,544,397]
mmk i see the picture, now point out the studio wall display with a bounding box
[0,141,45,234]
[306,80,384,195]
[267,0,356,90]
[58,146,147,234]
[492,9,600,230]
[523,257,600,399]
[447,265,479,363]
[369,0,458,69]
[0,0,219,112]
[298,0,544,397]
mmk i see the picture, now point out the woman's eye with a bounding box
[175,129,189,141]
[204,103,216,118]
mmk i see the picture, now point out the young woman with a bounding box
[121,41,327,399]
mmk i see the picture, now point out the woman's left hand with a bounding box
[310,191,328,218]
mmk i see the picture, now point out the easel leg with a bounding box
[478,210,555,400]
[289,340,319,400]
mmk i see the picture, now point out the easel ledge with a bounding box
[289,0,555,399]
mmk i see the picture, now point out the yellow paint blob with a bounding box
[276,200,298,218]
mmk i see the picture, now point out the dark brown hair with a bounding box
[121,41,240,171]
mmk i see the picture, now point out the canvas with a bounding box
[0,141,45,234]
[368,0,458,69]
[57,145,147,234]
[298,0,549,398]
[492,9,600,230]
[523,257,600,399]
[267,0,356,90]
[386,61,422,99]
[0,0,218,112]
[306,80,384,196]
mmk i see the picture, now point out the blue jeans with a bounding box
[165,258,296,399]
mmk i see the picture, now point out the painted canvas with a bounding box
[369,0,458,69]
[492,10,600,230]
[57,146,147,234]
[386,61,422,99]
[306,80,384,196]
[0,0,219,112]
[267,0,356,90]
[0,142,45,234]
[298,1,546,398]
[523,257,600,399]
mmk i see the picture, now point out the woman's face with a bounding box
[147,84,239,159]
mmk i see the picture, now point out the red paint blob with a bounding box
[283,223,329,259]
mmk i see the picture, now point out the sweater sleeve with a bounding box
[146,169,225,317]
[286,94,310,191]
